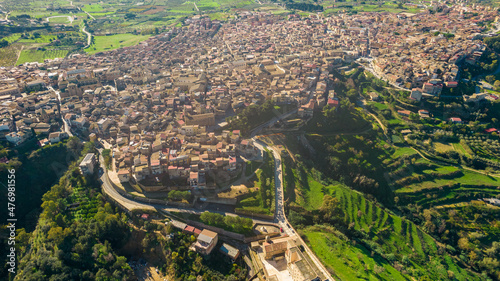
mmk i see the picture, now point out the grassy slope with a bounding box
[300,179,480,280]
[302,226,407,281]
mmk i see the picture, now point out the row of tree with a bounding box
[200,211,253,234]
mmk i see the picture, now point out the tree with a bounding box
[409,113,420,123]
[494,80,500,90]
[319,195,343,223]
[125,13,136,19]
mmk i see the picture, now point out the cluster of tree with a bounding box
[163,230,247,280]
[399,203,500,280]
[316,99,370,132]
[101,149,111,169]
[484,34,500,53]
[125,13,136,19]
[0,137,89,231]
[12,141,134,280]
[461,50,499,78]
[258,149,275,210]
[167,190,191,201]
[288,194,345,228]
[137,27,161,35]
[433,31,455,38]
[0,40,8,48]
[303,133,392,204]
[285,2,324,12]
[200,211,253,234]
[227,100,276,136]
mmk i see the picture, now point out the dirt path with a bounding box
[82,25,92,48]
[15,45,24,65]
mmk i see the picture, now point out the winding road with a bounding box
[98,150,274,224]
[81,26,92,48]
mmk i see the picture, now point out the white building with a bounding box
[79,153,97,175]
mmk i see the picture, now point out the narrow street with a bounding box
[48,86,73,137]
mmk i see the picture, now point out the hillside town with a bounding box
[1,4,500,280]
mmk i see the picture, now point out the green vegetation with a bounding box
[290,177,481,280]
[199,211,253,235]
[162,229,248,280]
[101,148,111,169]
[302,225,407,281]
[10,141,136,280]
[84,34,151,54]
[0,44,22,66]
[236,149,275,216]
[167,190,191,201]
[17,48,69,64]
[0,137,89,231]
[306,101,371,134]
[82,4,104,13]
[245,160,259,177]
[1,33,22,43]
[227,99,277,136]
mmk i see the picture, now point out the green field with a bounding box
[17,48,69,65]
[299,179,480,280]
[1,33,22,43]
[302,175,339,211]
[82,4,104,13]
[48,16,71,24]
[392,147,417,158]
[370,102,388,111]
[397,159,499,194]
[302,226,407,281]
[452,142,470,156]
[18,34,57,44]
[84,34,152,54]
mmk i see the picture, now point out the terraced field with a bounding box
[300,179,481,280]
[394,159,500,206]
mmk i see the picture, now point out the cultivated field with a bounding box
[17,48,69,64]
[84,34,151,54]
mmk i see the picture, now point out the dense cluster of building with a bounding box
[0,4,497,190]
[367,4,498,98]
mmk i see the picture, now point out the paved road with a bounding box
[253,139,335,281]
[95,104,334,278]
[48,86,73,137]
